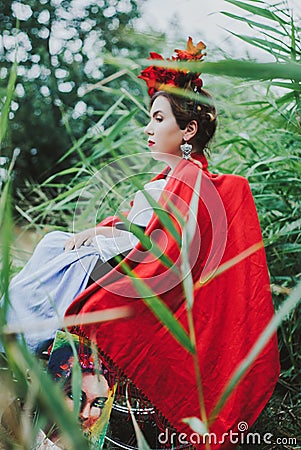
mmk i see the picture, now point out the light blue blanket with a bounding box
[3,231,101,352]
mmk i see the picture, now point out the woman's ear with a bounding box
[184,120,198,141]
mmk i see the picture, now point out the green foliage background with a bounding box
[0,0,165,194]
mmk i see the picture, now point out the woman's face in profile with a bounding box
[65,372,109,431]
[144,95,184,163]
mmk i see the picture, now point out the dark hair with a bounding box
[48,343,115,388]
[150,89,217,154]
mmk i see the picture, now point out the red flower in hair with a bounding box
[149,52,164,60]
[138,37,206,97]
[174,37,206,60]
[192,77,203,89]
[138,53,184,96]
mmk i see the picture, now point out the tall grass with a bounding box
[0,38,92,450]
[215,1,301,390]
[0,0,300,448]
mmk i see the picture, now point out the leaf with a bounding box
[221,11,286,35]
[140,292,195,354]
[136,189,182,246]
[224,0,286,23]
[106,155,183,265]
[0,182,13,325]
[209,281,301,423]
[0,49,18,146]
[272,81,301,90]
[182,416,208,435]
[112,153,182,248]
[2,306,131,337]
[126,398,151,450]
[116,258,195,354]
[4,340,89,449]
[102,108,138,142]
[290,15,297,61]
[227,31,291,55]
[118,219,178,272]
[145,59,301,82]
[59,95,126,163]
[41,167,90,185]
[70,358,82,418]
[181,171,202,310]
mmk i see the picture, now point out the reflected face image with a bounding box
[65,372,109,430]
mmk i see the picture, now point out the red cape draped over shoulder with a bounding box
[66,153,279,449]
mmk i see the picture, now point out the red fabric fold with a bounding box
[66,153,279,449]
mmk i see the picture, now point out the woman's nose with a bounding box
[144,122,153,135]
[80,403,90,421]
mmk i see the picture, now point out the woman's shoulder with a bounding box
[178,159,253,203]
[144,178,167,190]
[214,171,251,191]
[187,156,250,187]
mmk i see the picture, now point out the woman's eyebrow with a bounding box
[152,109,164,117]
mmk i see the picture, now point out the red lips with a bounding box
[148,140,155,147]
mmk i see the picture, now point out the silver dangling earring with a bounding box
[180,139,192,160]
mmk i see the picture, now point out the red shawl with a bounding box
[66,153,279,449]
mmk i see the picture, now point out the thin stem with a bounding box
[187,308,211,450]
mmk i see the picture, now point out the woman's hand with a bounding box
[64,226,121,251]
[64,228,96,251]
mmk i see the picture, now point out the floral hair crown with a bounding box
[47,333,115,388]
[138,37,206,97]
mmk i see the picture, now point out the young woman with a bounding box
[65,39,280,449]
[3,37,279,448]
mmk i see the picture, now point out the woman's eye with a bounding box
[156,116,163,122]
[66,390,83,403]
[92,397,107,409]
